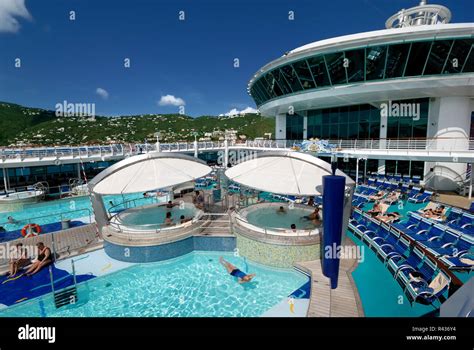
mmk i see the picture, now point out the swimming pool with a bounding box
[246,205,317,230]
[0,251,309,317]
[113,202,199,230]
[0,193,162,232]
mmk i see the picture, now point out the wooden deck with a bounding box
[295,237,364,317]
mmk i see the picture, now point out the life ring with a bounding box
[21,224,42,237]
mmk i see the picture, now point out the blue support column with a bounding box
[322,175,346,289]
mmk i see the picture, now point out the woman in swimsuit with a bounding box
[219,257,256,284]
[25,242,53,276]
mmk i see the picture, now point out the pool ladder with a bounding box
[49,260,78,309]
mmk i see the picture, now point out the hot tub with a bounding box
[111,202,202,231]
[231,202,322,268]
[235,202,320,236]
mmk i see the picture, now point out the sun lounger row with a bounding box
[349,208,451,304]
[352,193,368,208]
[391,212,473,270]
[369,173,421,184]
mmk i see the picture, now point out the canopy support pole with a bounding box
[2,167,8,193]
[194,140,198,158]
[355,158,360,184]
[224,139,229,168]
[469,163,472,200]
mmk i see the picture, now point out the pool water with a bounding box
[246,207,317,230]
[349,232,435,317]
[0,252,308,317]
[0,193,160,231]
[117,204,198,229]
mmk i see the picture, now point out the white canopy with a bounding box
[225,151,354,196]
[90,153,212,195]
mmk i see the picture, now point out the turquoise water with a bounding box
[349,232,435,317]
[246,206,316,230]
[0,193,158,231]
[117,204,198,229]
[0,252,308,317]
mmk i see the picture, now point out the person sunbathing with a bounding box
[383,191,399,203]
[368,191,385,201]
[25,242,53,276]
[367,201,382,217]
[376,211,401,223]
[7,243,31,277]
[219,257,255,284]
[422,205,445,219]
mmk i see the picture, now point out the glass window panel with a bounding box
[307,56,331,87]
[339,123,348,139]
[370,106,381,122]
[398,117,413,138]
[330,108,339,123]
[359,122,369,138]
[405,42,432,77]
[348,124,358,139]
[348,105,359,123]
[387,118,399,138]
[322,109,331,124]
[250,85,263,105]
[280,65,303,92]
[263,73,283,97]
[270,69,292,95]
[444,39,472,74]
[424,40,452,75]
[385,43,410,78]
[462,44,474,73]
[370,122,380,138]
[324,52,347,85]
[345,49,365,82]
[339,106,349,124]
[366,45,387,80]
[329,124,339,138]
[255,78,274,100]
[293,60,316,89]
[255,80,272,102]
[322,125,330,138]
[359,105,370,122]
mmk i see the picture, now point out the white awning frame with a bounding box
[88,152,212,195]
[224,151,355,196]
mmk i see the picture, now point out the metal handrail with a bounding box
[1,137,473,161]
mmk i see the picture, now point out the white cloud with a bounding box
[158,94,185,106]
[0,0,32,33]
[219,106,258,117]
[96,87,109,100]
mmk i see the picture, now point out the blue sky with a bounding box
[0,0,472,117]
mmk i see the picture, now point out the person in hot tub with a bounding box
[219,257,256,284]
[276,206,286,214]
[164,212,174,226]
[302,207,321,225]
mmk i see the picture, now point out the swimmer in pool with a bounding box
[219,257,256,284]
[166,200,178,209]
[276,206,286,214]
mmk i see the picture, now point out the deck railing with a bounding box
[1,137,473,161]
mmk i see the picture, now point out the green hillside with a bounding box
[0,102,275,146]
